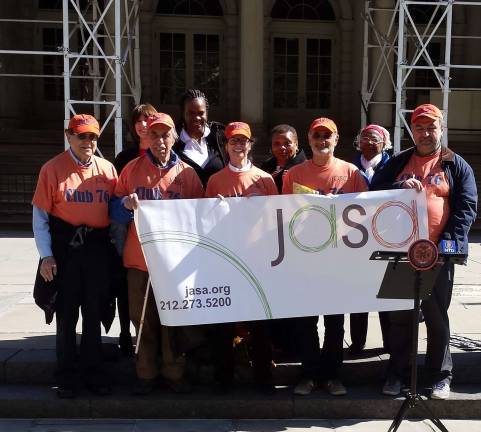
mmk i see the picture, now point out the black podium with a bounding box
[370,240,465,432]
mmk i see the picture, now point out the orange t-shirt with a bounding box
[396,151,450,243]
[282,158,368,195]
[115,155,204,271]
[32,151,117,228]
[206,165,278,198]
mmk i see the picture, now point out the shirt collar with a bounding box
[180,125,211,147]
[146,148,179,169]
[228,161,252,173]
[68,148,92,167]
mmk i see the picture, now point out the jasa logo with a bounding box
[271,200,420,267]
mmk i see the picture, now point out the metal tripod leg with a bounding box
[387,271,450,432]
[417,397,450,432]
[387,394,413,432]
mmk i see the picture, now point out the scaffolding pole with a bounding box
[0,0,141,156]
[362,0,481,153]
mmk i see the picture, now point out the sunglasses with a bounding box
[311,131,335,140]
[75,132,98,141]
[228,137,252,145]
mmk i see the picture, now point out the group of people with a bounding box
[32,89,477,402]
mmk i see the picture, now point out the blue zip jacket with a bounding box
[370,146,477,256]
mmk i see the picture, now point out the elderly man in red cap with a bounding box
[283,117,368,397]
[371,103,477,399]
[32,114,118,398]
[110,112,204,395]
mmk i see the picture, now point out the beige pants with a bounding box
[127,268,185,381]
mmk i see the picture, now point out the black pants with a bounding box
[295,314,344,381]
[349,311,391,351]
[111,252,131,339]
[211,320,273,386]
[55,240,110,386]
[387,261,454,384]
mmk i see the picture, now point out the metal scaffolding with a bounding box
[0,0,141,155]
[361,0,481,153]
[360,0,398,132]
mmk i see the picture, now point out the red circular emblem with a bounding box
[408,239,438,271]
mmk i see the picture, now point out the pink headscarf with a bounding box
[360,124,386,141]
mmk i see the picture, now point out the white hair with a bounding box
[353,125,392,152]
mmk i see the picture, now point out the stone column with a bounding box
[240,0,263,127]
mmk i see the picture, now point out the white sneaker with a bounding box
[294,379,316,396]
[431,381,450,400]
[324,379,347,396]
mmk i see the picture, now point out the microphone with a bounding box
[438,233,466,264]
[439,233,457,254]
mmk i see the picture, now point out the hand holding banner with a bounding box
[135,189,427,326]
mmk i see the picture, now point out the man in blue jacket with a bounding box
[371,103,477,399]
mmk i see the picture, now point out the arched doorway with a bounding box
[267,0,339,138]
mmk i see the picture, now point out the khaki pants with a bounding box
[127,268,185,381]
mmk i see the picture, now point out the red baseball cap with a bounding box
[225,122,252,139]
[411,104,443,124]
[68,114,100,135]
[309,117,338,134]
[147,112,175,129]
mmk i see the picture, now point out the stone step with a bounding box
[0,384,479,419]
[2,346,481,386]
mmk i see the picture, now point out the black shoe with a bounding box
[131,378,157,395]
[56,384,76,399]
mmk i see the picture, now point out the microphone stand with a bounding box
[387,269,448,432]
[370,245,465,432]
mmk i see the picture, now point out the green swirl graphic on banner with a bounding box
[289,204,337,252]
[139,230,272,319]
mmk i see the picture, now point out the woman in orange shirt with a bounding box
[206,122,277,394]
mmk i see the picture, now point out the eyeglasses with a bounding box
[311,131,335,140]
[75,132,98,141]
[360,137,383,145]
[228,137,252,145]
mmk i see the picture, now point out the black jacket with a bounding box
[33,216,115,329]
[113,147,139,174]
[174,121,226,187]
[261,149,307,193]
[371,146,478,255]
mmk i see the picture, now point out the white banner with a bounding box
[135,190,428,326]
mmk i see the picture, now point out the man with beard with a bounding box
[283,117,368,396]
[371,103,477,399]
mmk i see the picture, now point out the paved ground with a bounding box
[0,230,479,353]
[0,418,480,431]
[0,230,480,426]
